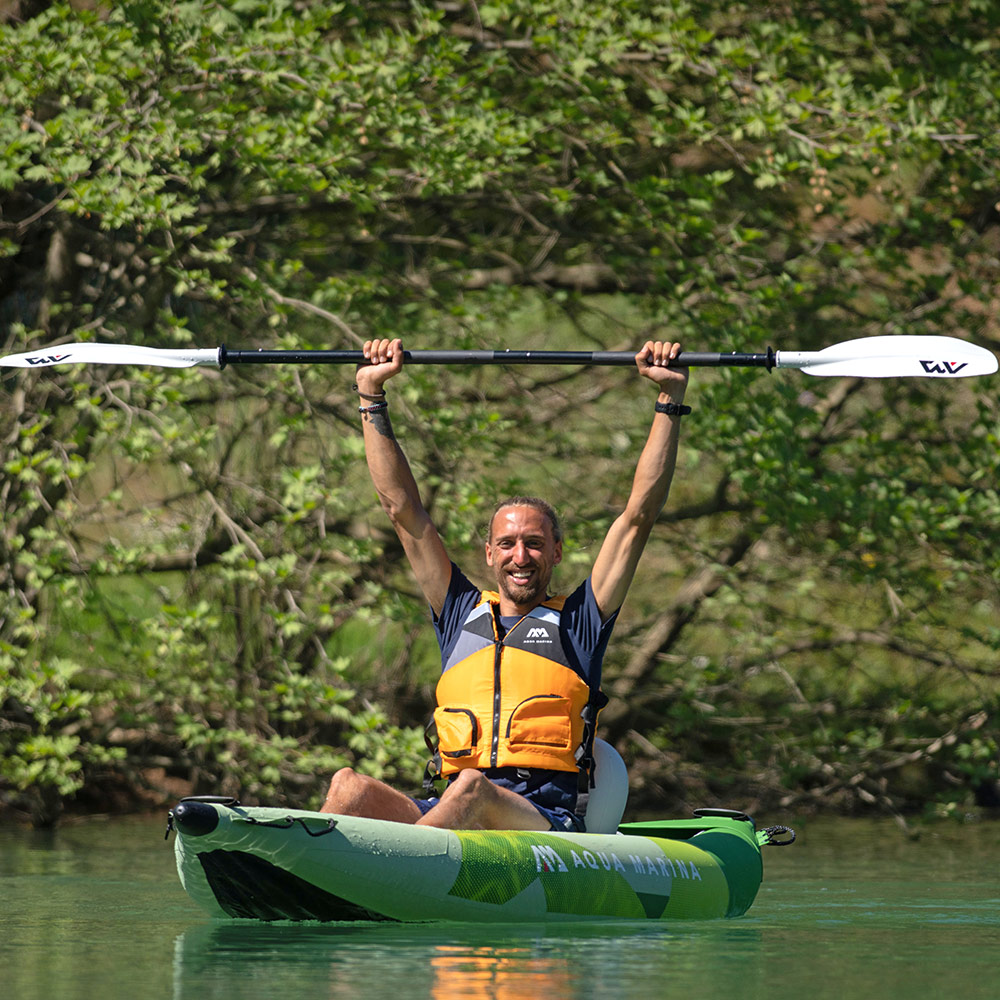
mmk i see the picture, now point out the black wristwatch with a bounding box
[654,400,692,416]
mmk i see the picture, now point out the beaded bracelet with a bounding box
[654,400,691,416]
[359,400,389,415]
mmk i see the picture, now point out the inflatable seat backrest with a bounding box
[583,738,629,834]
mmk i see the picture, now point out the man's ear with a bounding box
[554,541,563,566]
[484,542,494,567]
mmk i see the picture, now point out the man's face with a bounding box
[485,504,562,612]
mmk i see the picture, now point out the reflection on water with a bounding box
[2,816,998,1000]
[172,920,701,1000]
[174,922,593,1000]
[429,944,570,1000]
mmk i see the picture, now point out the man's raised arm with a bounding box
[355,338,452,616]
[590,340,690,622]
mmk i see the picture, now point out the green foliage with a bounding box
[0,658,91,797]
[1,0,998,824]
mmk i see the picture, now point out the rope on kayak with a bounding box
[241,814,340,837]
[758,824,796,846]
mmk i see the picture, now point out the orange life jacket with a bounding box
[433,591,601,777]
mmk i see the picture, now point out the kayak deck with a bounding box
[168,799,790,923]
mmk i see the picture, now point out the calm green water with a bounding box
[1,814,997,1000]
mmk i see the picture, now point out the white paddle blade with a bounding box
[777,336,998,378]
[0,343,221,369]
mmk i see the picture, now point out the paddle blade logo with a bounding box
[920,359,968,375]
[25,354,72,366]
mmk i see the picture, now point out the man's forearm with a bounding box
[589,344,689,619]
[625,404,683,526]
[360,401,425,531]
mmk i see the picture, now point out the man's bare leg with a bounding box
[416,769,549,831]
[320,767,424,822]
[321,767,551,831]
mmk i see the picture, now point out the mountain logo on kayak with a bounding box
[920,360,968,375]
[532,844,568,872]
[524,626,551,641]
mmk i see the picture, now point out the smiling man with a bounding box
[320,337,689,831]
[487,499,563,613]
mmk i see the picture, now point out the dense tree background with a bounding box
[1,0,998,826]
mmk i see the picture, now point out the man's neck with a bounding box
[496,596,548,618]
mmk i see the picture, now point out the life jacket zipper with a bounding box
[491,638,502,767]
[489,603,512,768]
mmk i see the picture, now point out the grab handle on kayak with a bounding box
[692,807,753,822]
[239,814,340,837]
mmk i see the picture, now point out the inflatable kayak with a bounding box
[167,797,794,923]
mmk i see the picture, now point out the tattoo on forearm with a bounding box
[365,410,396,440]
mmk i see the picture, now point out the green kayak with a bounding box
[168,798,793,923]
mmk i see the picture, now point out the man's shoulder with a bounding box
[555,576,595,610]
[447,562,483,601]
[435,563,484,628]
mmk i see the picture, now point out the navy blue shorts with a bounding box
[413,794,585,833]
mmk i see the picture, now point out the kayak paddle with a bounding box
[1,335,995,378]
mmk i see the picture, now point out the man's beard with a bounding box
[497,570,547,607]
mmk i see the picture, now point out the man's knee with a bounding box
[323,767,372,809]
[327,766,358,792]
[429,769,547,830]
[447,768,490,793]
[441,769,494,807]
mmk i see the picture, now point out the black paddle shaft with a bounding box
[218,347,776,369]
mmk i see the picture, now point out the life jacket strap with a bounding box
[422,718,442,792]
[576,690,610,792]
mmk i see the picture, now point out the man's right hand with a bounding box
[356,337,404,395]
